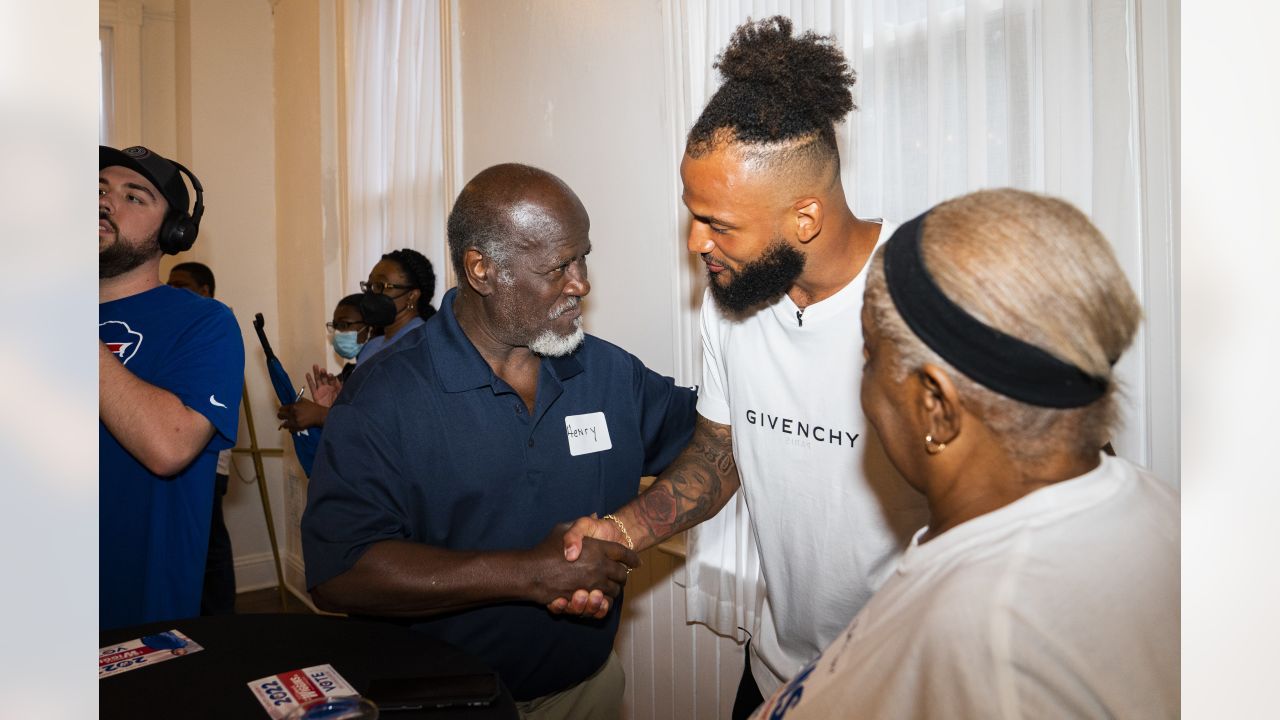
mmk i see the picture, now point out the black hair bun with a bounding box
[710,15,857,137]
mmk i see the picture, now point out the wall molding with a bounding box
[439,0,464,292]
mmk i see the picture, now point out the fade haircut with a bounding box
[171,261,215,296]
[864,189,1142,464]
[687,16,857,187]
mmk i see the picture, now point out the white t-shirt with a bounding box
[697,220,929,695]
[750,454,1181,720]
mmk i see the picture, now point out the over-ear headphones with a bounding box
[159,160,204,255]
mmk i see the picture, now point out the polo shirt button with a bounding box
[527,439,534,447]
[514,405,523,414]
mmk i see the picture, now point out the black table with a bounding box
[100,614,518,719]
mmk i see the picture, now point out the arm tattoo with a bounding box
[633,418,738,545]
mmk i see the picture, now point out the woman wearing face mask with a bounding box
[356,248,437,363]
[330,293,375,364]
[277,292,394,432]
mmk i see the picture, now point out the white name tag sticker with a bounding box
[566,412,612,456]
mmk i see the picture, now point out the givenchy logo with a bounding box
[744,409,859,448]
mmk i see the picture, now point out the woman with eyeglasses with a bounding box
[278,292,395,432]
[279,250,436,433]
[356,248,437,364]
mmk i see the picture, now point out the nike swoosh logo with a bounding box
[209,395,228,408]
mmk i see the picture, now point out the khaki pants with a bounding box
[515,651,624,720]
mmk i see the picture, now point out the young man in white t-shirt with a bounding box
[558,16,927,716]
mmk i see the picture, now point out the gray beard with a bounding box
[530,321,585,357]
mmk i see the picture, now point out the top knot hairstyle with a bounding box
[382,248,437,321]
[687,16,857,171]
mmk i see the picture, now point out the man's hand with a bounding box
[553,416,742,614]
[562,514,625,562]
[529,523,637,620]
[277,398,329,431]
[546,515,627,616]
[307,364,342,408]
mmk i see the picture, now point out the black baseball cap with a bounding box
[99,145,190,217]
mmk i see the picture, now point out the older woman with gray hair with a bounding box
[751,189,1178,719]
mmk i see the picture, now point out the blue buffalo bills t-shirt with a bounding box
[100,285,244,629]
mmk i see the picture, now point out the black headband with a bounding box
[882,211,1108,408]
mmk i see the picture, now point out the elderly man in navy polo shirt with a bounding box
[302,163,697,718]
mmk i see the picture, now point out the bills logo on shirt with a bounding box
[100,320,144,366]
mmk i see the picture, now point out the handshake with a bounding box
[534,514,638,621]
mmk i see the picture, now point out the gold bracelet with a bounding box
[602,514,634,551]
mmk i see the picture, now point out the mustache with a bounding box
[549,296,581,319]
[99,212,118,233]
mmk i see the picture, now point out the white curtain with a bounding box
[343,0,447,305]
[675,0,1149,640]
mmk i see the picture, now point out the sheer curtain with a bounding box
[674,0,1147,640]
[342,0,447,304]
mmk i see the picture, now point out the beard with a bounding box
[529,323,584,357]
[529,296,585,357]
[707,238,805,314]
[100,219,162,279]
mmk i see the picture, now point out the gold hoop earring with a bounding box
[925,434,947,455]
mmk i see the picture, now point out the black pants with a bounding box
[732,640,764,720]
[201,473,237,615]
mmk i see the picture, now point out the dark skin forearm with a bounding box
[311,524,639,618]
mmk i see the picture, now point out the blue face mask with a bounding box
[332,330,364,359]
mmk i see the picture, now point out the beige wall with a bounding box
[271,0,346,594]
[139,0,177,155]
[458,0,682,377]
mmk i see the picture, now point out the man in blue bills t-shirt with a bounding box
[98,146,244,629]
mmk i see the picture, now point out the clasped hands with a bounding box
[278,364,343,431]
[541,515,632,620]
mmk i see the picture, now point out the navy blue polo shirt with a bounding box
[302,287,696,701]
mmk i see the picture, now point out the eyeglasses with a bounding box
[360,280,416,295]
[325,320,368,332]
